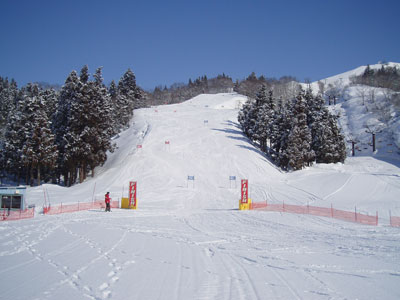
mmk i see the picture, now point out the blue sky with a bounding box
[1,0,399,90]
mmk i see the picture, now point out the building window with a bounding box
[1,195,22,209]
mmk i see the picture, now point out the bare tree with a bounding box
[368,87,376,104]
[355,85,367,106]
[317,80,325,96]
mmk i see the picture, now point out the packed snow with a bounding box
[1,92,400,300]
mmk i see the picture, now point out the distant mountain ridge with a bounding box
[304,62,400,165]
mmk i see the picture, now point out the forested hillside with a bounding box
[0,66,143,186]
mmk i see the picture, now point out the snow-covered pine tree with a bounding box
[79,65,90,85]
[280,91,315,170]
[108,80,123,134]
[53,70,81,185]
[276,98,294,168]
[0,77,18,131]
[85,67,115,178]
[2,89,25,184]
[238,98,255,138]
[306,90,347,164]
[253,88,275,152]
[252,85,269,150]
[329,113,347,163]
[41,88,58,122]
[118,69,142,116]
[68,65,99,183]
[21,84,58,185]
[60,66,116,183]
[313,111,346,163]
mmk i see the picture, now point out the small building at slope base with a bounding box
[0,186,27,211]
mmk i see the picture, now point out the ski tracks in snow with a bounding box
[21,217,133,300]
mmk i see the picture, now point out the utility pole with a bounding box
[347,138,359,156]
[365,125,382,153]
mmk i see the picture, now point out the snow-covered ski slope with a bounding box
[306,62,400,155]
[2,93,400,300]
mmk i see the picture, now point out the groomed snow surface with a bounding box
[2,93,400,300]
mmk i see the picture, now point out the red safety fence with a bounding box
[43,200,119,215]
[0,208,35,222]
[251,201,378,226]
[390,216,400,227]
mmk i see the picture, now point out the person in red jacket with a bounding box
[105,192,111,212]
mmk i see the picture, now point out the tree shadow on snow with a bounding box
[227,135,249,142]
[211,127,243,135]
[236,144,281,170]
[222,120,241,129]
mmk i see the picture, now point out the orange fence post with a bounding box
[355,206,357,222]
[250,200,388,227]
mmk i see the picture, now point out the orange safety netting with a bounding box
[0,208,35,221]
[43,200,119,215]
[251,201,378,226]
[390,216,400,227]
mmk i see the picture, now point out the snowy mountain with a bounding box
[1,68,400,299]
[304,62,400,164]
[307,62,400,90]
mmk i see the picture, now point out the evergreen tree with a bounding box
[21,84,58,185]
[84,67,115,178]
[118,68,142,109]
[53,70,81,185]
[116,69,142,128]
[41,88,58,122]
[276,98,293,167]
[238,98,256,138]
[279,91,315,170]
[108,80,119,133]
[0,77,18,130]
[2,89,25,184]
[79,65,90,84]
[253,88,275,152]
[313,111,346,163]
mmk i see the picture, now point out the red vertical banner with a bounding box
[241,179,248,204]
[129,181,137,207]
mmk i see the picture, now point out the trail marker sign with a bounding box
[229,176,237,189]
[165,140,171,151]
[187,176,195,188]
[239,179,251,210]
[241,179,248,203]
[129,181,137,209]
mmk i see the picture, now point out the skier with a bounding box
[105,192,111,212]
